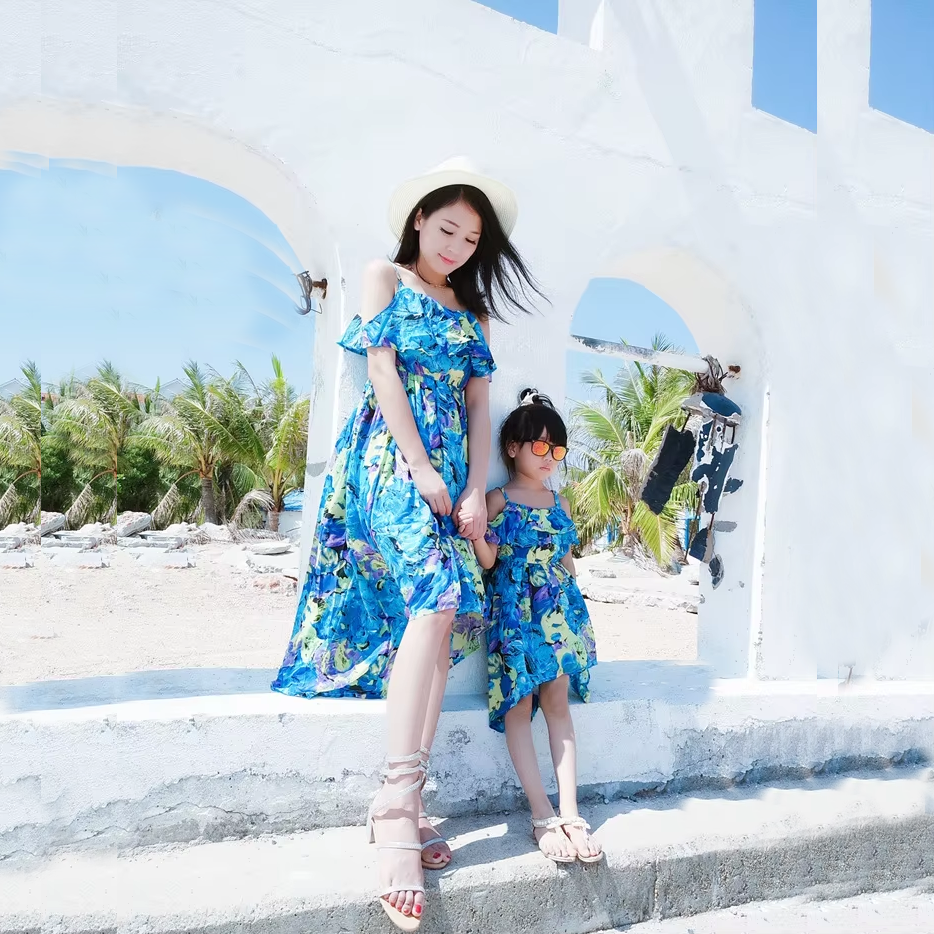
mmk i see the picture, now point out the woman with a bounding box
[272,157,542,930]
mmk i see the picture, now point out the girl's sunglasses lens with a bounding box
[530,441,568,461]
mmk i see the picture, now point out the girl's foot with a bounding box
[531,815,576,863]
[560,815,603,863]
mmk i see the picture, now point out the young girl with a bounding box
[271,158,541,931]
[471,390,602,864]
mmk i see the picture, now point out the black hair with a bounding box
[498,388,568,477]
[392,184,545,323]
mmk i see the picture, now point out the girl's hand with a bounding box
[455,486,487,541]
[411,463,452,516]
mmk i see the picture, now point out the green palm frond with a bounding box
[65,471,114,528]
[231,489,275,527]
[265,398,310,477]
[151,471,198,527]
[0,481,26,526]
[134,415,202,467]
[567,334,698,568]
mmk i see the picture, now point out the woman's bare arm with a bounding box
[472,488,505,569]
[362,260,451,515]
[456,317,493,539]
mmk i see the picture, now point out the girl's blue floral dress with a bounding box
[272,270,495,699]
[484,489,597,732]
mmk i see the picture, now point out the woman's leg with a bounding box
[417,621,454,865]
[537,676,601,859]
[376,609,456,919]
[503,694,575,861]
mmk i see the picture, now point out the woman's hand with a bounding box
[455,486,488,541]
[411,462,452,516]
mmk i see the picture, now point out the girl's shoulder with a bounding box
[486,486,507,521]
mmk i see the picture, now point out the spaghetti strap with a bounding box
[391,263,404,288]
[553,489,560,506]
[500,486,511,503]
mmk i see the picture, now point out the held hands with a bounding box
[410,462,452,516]
[411,463,486,540]
[454,486,487,542]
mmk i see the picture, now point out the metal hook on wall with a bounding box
[295,271,328,316]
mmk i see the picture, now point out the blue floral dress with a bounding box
[484,489,597,732]
[272,271,495,699]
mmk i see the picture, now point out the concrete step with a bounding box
[0,768,931,934]
[602,885,934,933]
[4,668,933,862]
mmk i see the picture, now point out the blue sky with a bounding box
[2,1,932,402]
[0,161,307,393]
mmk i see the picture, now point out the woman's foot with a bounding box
[377,835,425,922]
[368,755,427,928]
[560,814,603,862]
[531,814,577,862]
[418,808,452,868]
[417,747,451,870]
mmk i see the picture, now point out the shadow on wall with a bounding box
[0,668,280,713]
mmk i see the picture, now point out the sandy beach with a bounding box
[0,547,697,686]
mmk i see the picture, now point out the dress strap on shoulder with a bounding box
[552,489,561,507]
[391,263,404,286]
[500,486,511,503]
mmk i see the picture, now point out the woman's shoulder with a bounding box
[477,315,491,344]
[359,259,401,324]
[363,257,399,283]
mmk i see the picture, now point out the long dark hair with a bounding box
[499,388,568,477]
[392,184,545,322]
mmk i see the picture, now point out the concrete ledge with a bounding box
[0,769,931,934]
[2,665,933,861]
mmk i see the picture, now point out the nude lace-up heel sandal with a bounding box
[417,746,450,870]
[366,751,427,931]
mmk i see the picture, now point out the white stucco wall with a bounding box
[2,0,931,681]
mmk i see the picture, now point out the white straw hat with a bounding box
[387,156,518,241]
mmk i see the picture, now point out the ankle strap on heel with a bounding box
[380,749,426,781]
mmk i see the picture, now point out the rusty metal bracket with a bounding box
[569,334,740,378]
[296,271,328,315]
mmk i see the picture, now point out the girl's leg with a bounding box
[537,676,602,860]
[376,609,456,919]
[416,623,454,865]
[503,694,575,861]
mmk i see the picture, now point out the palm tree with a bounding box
[568,334,697,567]
[48,362,143,526]
[135,362,262,526]
[216,356,310,532]
[0,361,43,525]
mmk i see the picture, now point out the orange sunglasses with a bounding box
[529,440,568,462]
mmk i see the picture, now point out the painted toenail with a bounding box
[415,906,422,916]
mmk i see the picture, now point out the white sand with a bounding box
[0,547,696,686]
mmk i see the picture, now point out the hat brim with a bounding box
[388,169,518,241]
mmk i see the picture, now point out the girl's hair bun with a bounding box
[518,387,554,409]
